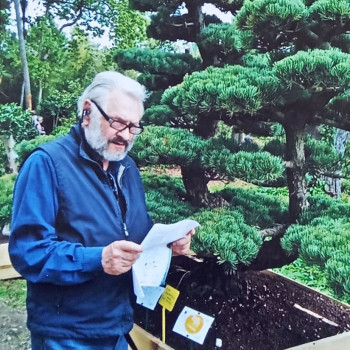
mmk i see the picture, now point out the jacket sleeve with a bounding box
[9,151,104,285]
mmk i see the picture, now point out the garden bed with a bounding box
[1,241,350,350]
[134,256,350,350]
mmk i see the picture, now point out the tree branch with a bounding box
[59,8,83,32]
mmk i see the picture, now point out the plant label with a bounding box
[173,306,214,345]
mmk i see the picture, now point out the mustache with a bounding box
[109,136,129,147]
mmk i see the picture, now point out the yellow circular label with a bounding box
[184,314,204,334]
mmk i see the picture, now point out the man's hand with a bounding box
[171,229,196,256]
[102,240,143,275]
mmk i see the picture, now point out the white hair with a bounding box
[77,71,147,117]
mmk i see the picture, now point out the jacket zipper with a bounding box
[117,165,129,237]
[81,147,129,238]
[123,222,129,237]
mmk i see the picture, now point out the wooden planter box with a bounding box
[134,256,350,350]
[264,271,350,349]
[285,331,350,349]
[1,247,349,349]
[129,324,174,350]
[0,243,20,280]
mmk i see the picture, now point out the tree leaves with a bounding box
[192,209,262,268]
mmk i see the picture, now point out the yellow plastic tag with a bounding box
[158,285,180,311]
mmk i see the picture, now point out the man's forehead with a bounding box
[105,91,142,122]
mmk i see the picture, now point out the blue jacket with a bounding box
[9,124,153,338]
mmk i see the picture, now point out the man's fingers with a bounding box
[115,240,143,253]
[188,229,196,236]
[172,235,190,247]
[102,240,143,275]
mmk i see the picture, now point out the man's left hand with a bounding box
[171,229,195,256]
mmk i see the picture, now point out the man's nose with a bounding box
[116,126,131,138]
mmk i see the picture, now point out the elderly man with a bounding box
[9,71,194,350]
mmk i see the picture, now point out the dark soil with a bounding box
[134,257,350,350]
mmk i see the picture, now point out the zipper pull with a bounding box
[123,222,129,237]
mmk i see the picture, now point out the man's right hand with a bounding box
[102,240,143,275]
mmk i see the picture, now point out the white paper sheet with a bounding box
[136,286,165,310]
[132,219,200,300]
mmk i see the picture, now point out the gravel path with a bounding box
[0,300,30,350]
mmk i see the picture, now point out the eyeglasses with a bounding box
[90,99,143,135]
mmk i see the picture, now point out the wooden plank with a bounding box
[0,243,21,280]
[0,242,10,266]
[129,324,175,350]
[285,331,350,350]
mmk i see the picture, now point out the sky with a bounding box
[9,2,233,48]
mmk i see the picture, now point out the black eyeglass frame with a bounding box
[90,99,143,135]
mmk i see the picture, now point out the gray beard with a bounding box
[84,118,134,162]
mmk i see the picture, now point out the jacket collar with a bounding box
[70,123,130,172]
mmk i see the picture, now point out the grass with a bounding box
[274,259,350,306]
[0,279,26,308]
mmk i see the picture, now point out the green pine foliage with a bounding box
[162,64,280,115]
[191,209,262,268]
[235,0,307,32]
[0,173,16,229]
[305,137,341,174]
[326,249,350,295]
[142,173,284,269]
[131,126,285,185]
[142,172,195,223]
[198,23,244,63]
[115,48,202,76]
[281,201,350,296]
[199,23,242,51]
[131,126,206,166]
[309,0,350,20]
[143,105,176,126]
[298,195,350,224]
[274,48,350,89]
[263,138,286,158]
[204,149,284,185]
[15,135,60,165]
[218,186,289,228]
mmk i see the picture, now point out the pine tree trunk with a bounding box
[180,114,223,207]
[324,129,349,198]
[181,165,211,207]
[284,125,308,222]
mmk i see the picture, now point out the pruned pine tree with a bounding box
[117,0,350,274]
[119,0,350,218]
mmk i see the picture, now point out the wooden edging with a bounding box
[0,243,20,280]
[284,331,350,350]
[129,324,174,350]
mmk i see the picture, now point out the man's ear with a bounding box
[82,100,91,126]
